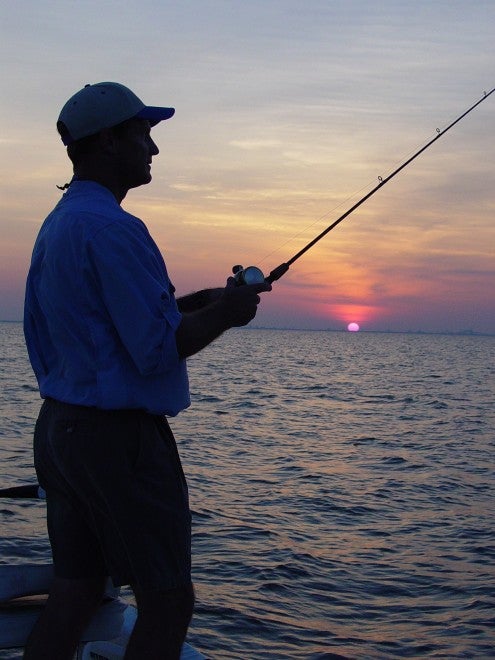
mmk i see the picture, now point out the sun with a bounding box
[347,322,360,332]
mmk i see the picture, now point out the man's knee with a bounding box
[23,576,108,660]
[125,583,194,658]
[48,575,107,609]
[133,582,195,626]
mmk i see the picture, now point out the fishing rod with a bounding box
[233,87,495,286]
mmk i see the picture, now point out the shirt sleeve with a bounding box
[86,218,182,376]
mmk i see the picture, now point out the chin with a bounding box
[130,173,152,189]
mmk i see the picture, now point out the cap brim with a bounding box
[135,106,175,126]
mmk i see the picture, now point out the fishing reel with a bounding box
[232,265,266,285]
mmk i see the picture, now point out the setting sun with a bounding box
[347,322,360,332]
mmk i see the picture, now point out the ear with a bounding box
[98,127,119,154]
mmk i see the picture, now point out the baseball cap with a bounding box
[57,82,175,145]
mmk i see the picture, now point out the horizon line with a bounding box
[2,319,493,338]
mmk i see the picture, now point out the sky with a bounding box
[1,0,494,333]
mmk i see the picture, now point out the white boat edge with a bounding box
[76,604,206,660]
[0,564,206,659]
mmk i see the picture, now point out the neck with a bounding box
[72,166,128,204]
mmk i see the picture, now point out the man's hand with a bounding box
[175,277,271,359]
[217,277,272,327]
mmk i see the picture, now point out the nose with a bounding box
[149,136,159,156]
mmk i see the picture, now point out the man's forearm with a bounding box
[175,300,229,359]
[176,288,223,313]
[175,279,271,359]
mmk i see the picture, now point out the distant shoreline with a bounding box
[4,320,492,338]
[250,326,495,338]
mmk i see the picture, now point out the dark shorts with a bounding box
[33,399,191,591]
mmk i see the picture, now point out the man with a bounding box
[23,81,271,660]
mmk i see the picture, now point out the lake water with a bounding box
[1,322,494,658]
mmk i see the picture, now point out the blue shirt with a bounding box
[24,180,190,416]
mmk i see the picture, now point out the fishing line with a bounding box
[257,179,374,267]
[258,125,458,267]
[233,87,494,286]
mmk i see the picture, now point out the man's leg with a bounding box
[23,575,106,660]
[124,582,195,660]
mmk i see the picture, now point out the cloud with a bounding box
[229,139,282,150]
